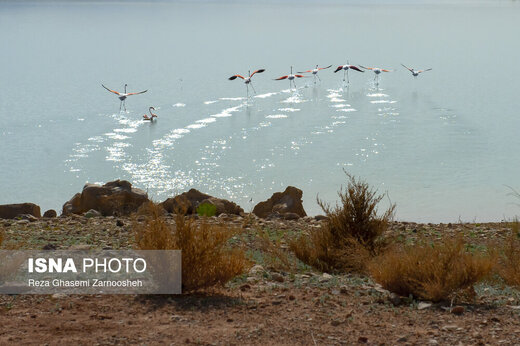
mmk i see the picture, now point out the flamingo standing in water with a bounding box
[359,66,392,84]
[298,65,332,84]
[102,84,148,112]
[143,107,157,121]
[333,63,364,83]
[274,66,305,90]
[401,64,432,77]
[228,69,265,98]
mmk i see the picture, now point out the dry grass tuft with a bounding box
[0,228,4,247]
[497,220,520,288]
[290,172,394,273]
[256,229,293,272]
[135,203,249,292]
[368,236,495,302]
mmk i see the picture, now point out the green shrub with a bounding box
[196,202,217,217]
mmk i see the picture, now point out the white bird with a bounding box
[274,66,306,90]
[298,65,332,84]
[401,64,432,77]
[228,69,265,98]
[333,63,364,83]
[359,66,392,84]
[102,84,148,112]
[143,106,157,121]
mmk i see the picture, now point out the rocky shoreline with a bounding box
[2,179,520,344]
[0,179,310,222]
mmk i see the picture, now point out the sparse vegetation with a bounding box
[134,203,249,291]
[196,202,217,217]
[368,236,495,302]
[290,172,395,273]
[256,229,293,272]
[497,220,520,288]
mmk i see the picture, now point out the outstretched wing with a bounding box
[334,66,343,73]
[350,65,364,72]
[359,65,374,70]
[401,64,413,72]
[275,75,288,80]
[102,84,120,95]
[381,69,391,72]
[297,69,313,73]
[250,69,265,77]
[127,90,148,96]
[318,65,332,70]
[418,68,433,73]
[229,75,245,80]
[295,74,305,78]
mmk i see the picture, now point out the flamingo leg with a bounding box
[250,82,257,95]
[347,70,350,84]
[343,70,346,82]
[293,80,297,90]
[119,101,122,112]
[246,84,249,98]
[316,74,321,82]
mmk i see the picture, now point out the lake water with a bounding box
[1,0,519,222]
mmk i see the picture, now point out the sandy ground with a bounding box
[1,215,520,345]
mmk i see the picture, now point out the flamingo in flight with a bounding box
[298,65,332,84]
[401,64,432,77]
[143,107,157,121]
[333,63,364,83]
[274,66,306,90]
[102,84,148,112]
[228,69,265,97]
[359,66,392,84]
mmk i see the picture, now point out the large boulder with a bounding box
[0,203,41,219]
[43,209,57,218]
[253,186,307,219]
[62,180,149,216]
[160,189,243,215]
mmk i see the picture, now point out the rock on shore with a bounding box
[62,180,149,216]
[160,189,244,215]
[253,186,307,219]
[0,203,41,219]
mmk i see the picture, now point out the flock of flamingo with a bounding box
[102,63,432,120]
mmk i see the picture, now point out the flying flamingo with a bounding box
[102,84,148,112]
[297,65,332,84]
[274,66,306,90]
[359,66,392,84]
[228,69,265,98]
[401,64,432,77]
[333,62,364,83]
[143,107,157,121]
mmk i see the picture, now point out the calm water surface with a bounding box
[1,0,519,222]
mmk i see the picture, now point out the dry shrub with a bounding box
[0,228,4,247]
[290,172,394,273]
[497,221,520,288]
[256,229,293,272]
[368,236,495,302]
[135,203,249,291]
